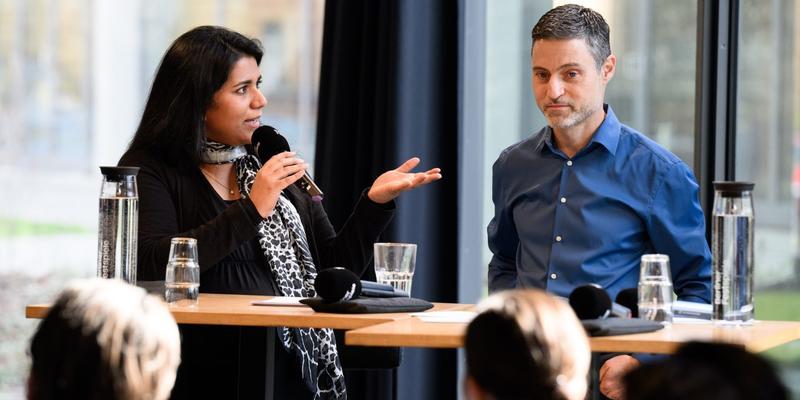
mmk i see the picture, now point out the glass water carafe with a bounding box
[711,181,755,324]
[96,166,140,285]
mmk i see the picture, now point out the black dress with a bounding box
[119,148,395,399]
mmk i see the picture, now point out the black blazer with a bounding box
[119,148,395,282]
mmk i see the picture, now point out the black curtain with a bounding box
[315,1,459,399]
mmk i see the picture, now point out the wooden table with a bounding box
[25,293,468,330]
[28,293,471,400]
[27,294,800,354]
[345,317,800,354]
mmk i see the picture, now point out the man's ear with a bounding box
[602,54,616,82]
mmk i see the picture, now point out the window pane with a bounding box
[736,0,798,291]
[0,0,324,395]
[737,1,800,391]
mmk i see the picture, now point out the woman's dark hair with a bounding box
[128,26,263,167]
[465,289,590,400]
[466,311,560,400]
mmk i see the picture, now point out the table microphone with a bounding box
[314,267,408,302]
[251,125,324,201]
[615,288,639,318]
[315,268,362,302]
[568,284,632,320]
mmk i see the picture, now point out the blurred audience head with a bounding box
[625,341,788,400]
[28,278,181,400]
[464,289,591,400]
[129,25,263,166]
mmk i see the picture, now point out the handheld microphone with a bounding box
[251,125,324,202]
[568,284,631,320]
[315,267,361,302]
[615,288,639,318]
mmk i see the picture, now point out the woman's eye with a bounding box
[236,86,247,94]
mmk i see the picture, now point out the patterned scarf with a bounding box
[202,140,346,399]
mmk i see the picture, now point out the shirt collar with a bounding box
[538,104,621,157]
[590,104,621,156]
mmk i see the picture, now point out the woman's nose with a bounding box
[253,90,267,109]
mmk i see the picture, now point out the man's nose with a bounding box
[547,79,565,100]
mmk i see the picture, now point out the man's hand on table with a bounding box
[599,354,640,399]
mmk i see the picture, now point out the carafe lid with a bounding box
[713,181,754,197]
[100,166,140,181]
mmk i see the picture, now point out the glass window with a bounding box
[0,0,324,395]
[736,0,800,385]
[736,0,798,290]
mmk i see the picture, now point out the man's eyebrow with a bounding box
[532,62,582,71]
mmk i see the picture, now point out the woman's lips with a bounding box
[244,118,260,129]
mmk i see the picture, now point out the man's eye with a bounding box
[535,72,549,80]
[566,71,579,79]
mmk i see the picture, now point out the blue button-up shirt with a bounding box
[488,106,711,302]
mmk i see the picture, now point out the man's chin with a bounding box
[545,115,571,129]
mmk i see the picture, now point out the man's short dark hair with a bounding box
[531,4,611,68]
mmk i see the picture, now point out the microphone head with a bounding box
[615,288,639,318]
[252,125,290,162]
[568,284,612,320]
[314,267,362,302]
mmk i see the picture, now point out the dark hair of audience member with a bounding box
[28,279,181,400]
[465,289,590,400]
[624,341,789,400]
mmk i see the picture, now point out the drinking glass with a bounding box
[165,237,200,306]
[373,243,417,296]
[637,254,674,324]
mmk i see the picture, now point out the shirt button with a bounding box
[555,235,562,242]
[566,160,573,166]
[550,273,558,280]
[560,197,567,203]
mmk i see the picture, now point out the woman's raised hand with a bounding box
[249,151,307,217]
[367,157,442,204]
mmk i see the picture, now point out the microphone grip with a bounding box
[297,174,323,201]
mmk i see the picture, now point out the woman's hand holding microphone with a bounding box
[248,151,306,218]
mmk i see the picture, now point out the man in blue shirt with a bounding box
[487,4,711,399]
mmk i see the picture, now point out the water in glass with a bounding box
[638,279,674,323]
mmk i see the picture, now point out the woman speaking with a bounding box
[120,26,440,399]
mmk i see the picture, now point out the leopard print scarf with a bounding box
[202,140,346,399]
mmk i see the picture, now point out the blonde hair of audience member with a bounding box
[464,289,591,400]
[28,278,181,400]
